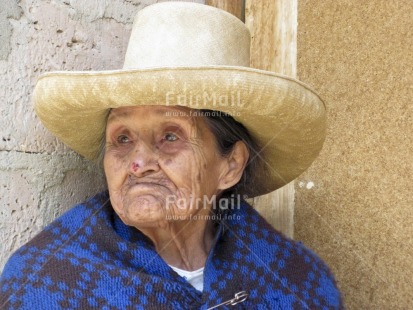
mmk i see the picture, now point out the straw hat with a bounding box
[33,2,326,197]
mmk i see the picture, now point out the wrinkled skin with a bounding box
[103,106,248,270]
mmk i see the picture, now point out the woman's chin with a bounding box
[118,194,166,227]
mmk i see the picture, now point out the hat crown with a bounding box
[124,2,251,69]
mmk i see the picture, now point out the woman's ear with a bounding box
[218,141,249,190]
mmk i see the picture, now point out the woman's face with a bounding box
[103,106,231,228]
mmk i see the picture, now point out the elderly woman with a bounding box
[0,2,342,309]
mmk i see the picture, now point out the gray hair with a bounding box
[200,109,269,198]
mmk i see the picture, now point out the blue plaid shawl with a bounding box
[0,191,343,309]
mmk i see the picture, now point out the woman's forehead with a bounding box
[108,105,192,120]
[106,105,208,133]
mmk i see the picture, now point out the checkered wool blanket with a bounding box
[0,191,343,309]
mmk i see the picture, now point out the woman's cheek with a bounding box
[104,154,129,207]
[157,138,190,155]
[105,146,130,172]
[109,194,123,216]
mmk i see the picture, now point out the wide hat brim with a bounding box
[33,65,326,197]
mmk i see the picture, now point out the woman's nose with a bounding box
[129,141,160,177]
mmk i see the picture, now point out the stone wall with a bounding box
[0,0,288,283]
[0,0,202,272]
[0,0,132,270]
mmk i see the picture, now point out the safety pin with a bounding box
[206,291,248,309]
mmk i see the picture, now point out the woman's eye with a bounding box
[164,133,178,142]
[116,135,130,144]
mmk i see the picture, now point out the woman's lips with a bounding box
[124,175,175,198]
[127,175,171,187]
[129,182,162,189]
[126,181,172,196]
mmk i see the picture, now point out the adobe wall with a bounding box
[295,1,413,308]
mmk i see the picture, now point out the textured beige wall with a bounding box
[295,0,412,308]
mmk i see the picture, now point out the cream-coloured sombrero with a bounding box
[33,2,326,197]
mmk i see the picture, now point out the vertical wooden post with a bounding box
[205,0,244,21]
[245,0,297,238]
[207,0,297,238]
[245,0,297,76]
